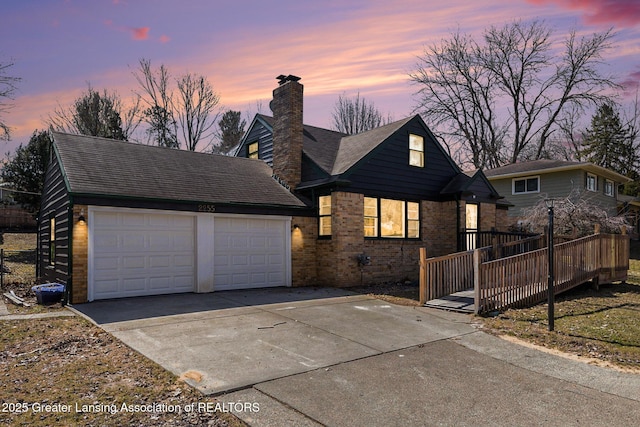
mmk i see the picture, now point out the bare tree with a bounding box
[133,59,178,148]
[134,59,221,151]
[0,60,21,140]
[520,189,628,237]
[332,91,392,134]
[410,20,618,169]
[175,73,220,151]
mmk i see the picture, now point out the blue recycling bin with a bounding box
[31,283,65,305]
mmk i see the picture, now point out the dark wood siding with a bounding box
[38,149,71,285]
[237,119,274,166]
[341,118,459,200]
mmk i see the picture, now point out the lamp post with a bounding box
[545,198,555,332]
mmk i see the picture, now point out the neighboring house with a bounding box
[484,159,631,226]
[39,74,506,304]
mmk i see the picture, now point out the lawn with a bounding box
[0,234,245,426]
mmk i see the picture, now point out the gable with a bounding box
[336,116,461,200]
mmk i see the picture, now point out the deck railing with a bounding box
[420,232,629,313]
[419,235,544,304]
[476,233,629,313]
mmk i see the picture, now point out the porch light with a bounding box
[293,224,300,230]
[545,198,555,331]
[78,209,86,223]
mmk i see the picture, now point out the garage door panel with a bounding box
[91,210,195,300]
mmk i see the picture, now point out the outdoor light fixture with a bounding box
[293,224,300,230]
[78,209,86,223]
[545,198,555,331]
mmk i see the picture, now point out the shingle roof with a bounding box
[256,114,345,174]
[331,117,414,175]
[484,159,631,183]
[483,159,584,177]
[53,132,307,208]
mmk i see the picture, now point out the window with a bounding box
[248,142,259,159]
[512,176,539,194]
[604,179,614,197]
[364,197,420,239]
[364,197,378,237]
[49,216,56,265]
[409,134,424,167]
[318,195,332,236]
[407,202,420,238]
[586,173,597,192]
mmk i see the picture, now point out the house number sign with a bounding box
[198,204,216,212]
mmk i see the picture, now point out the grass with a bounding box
[0,317,245,427]
[1,233,246,426]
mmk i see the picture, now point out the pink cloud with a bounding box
[130,27,150,40]
[159,34,170,43]
[620,68,640,94]
[526,0,640,27]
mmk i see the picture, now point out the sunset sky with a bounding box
[2,0,640,156]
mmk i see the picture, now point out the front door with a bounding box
[465,203,478,250]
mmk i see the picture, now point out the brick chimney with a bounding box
[271,74,303,190]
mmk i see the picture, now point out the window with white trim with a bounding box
[586,173,597,192]
[363,198,420,239]
[512,176,539,194]
[604,179,614,197]
[364,197,378,237]
[318,195,332,237]
[409,134,424,167]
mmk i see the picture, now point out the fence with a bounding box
[420,232,629,313]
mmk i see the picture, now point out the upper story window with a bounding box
[248,142,259,159]
[409,134,424,167]
[512,176,539,194]
[364,197,420,239]
[318,195,332,237]
[586,173,597,192]
[604,179,614,197]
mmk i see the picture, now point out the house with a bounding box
[234,75,507,287]
[484,159,631,226]
[39,74,506,304]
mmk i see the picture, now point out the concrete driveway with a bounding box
[73,287,640,426]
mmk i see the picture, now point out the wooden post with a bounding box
[594,223,601,234]
[419,247,427,305]
[473,248,481,314]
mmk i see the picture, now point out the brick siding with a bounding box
[71,205,88,303]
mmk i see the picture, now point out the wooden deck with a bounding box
[424,289,475,313]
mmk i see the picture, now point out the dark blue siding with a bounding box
[342,119,459,200]
[38,149,71,285]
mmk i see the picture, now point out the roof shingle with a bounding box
[53,132,307,208]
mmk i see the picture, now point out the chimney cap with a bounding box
[276,74,301,85]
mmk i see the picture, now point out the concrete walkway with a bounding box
[72,288,640,426]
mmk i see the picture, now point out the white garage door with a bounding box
[213,216,289,291]
[90,210,196,300]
